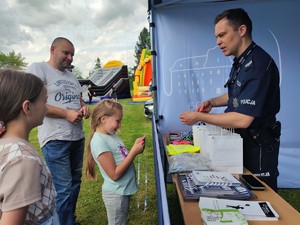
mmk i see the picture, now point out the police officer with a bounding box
[180,8,281,191]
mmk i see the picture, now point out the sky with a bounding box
[0,0,149,77]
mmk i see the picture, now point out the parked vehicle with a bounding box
[144,99,153,118]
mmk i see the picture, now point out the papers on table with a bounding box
[177,172,253,200]
[191,171,241,186]
[199,197,279,223]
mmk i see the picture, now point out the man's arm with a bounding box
[180,91,254,128]
[180,111,254,129]
[79,97,91,119]
[209,93,229,107]
[197,93,228,112]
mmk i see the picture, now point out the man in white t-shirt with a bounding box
[26,37,90,225]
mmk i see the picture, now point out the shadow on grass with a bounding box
[166,183,184,225]
[278,188,300,212]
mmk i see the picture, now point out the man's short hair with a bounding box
[51,37,74,47]
[215,8,252,37]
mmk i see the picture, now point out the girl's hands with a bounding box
[138,135,146,144]
[131,135,146,155]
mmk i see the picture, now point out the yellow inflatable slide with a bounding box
[132,49,152,102]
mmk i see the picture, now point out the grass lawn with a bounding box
[29,98,300,224]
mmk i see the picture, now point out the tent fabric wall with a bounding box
[149,0,300,188]
[152,117,171,225]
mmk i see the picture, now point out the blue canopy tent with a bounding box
[148,0,300,224]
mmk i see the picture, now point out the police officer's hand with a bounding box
[180,111,201,126]
[197,100,213,113]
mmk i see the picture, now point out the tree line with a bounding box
[0,51,27,70]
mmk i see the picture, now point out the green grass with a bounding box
[29,98,300,224]
[30,98,157,224]
[278,189,300,211]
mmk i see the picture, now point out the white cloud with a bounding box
[0,0,148,77]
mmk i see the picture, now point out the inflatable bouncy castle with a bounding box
[132,49,152,102]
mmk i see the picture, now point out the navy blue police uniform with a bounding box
[224,41,281,191]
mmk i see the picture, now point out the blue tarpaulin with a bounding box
[148,0,300,195]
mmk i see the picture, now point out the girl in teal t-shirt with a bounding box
[86,99,146,225]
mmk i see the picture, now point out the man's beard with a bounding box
[59,60,71,70]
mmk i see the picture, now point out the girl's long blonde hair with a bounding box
[85,99,123,179]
